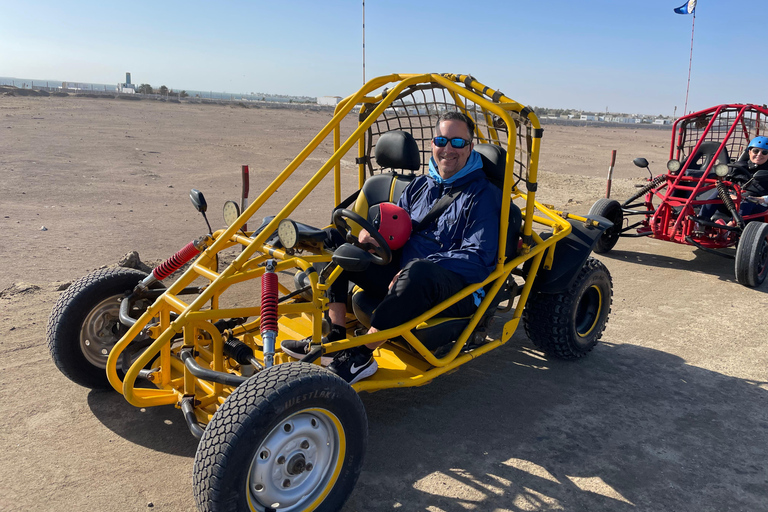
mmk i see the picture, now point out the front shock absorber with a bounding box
[717,181,744,228]
[261,259,279,367]
[137,234,211,290]
[623,174,667,207]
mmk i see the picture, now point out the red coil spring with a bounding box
[260,271,279,333]
[152,241,200,281]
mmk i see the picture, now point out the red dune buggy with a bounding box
[590,104,768,287]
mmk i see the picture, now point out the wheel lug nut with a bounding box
[306,463,313,471]
[300,440,309,449]
[282,479,291,488]
[277,456,285,464]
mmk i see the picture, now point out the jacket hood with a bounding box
[428,150,484,187]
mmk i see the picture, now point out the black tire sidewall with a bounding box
[194,364,367,512]
[47,267,149,389]
[524,258,612,359]
[589,199,623,253]
[735,222,768,287]
[570,260,612,350]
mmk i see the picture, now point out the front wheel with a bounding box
[193,363,367,512]
[735,222,768,287]
[523,257,613,359]
[588,199,623,254]
[46,267,155,389]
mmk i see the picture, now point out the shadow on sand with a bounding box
[347,330,767,511]
[84,328,766,511]
[87,389,198,457]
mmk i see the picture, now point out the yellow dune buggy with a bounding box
[47,73,613,512]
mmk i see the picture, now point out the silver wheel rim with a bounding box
[247,408,344,511]
[79,295,125,368]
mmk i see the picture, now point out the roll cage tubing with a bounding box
[106,74,588,404]
[660,104,768,239]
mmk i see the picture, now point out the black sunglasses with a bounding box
[433,136,471,149]
[750,147,768,156]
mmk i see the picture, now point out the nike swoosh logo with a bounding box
[349,363,366,374]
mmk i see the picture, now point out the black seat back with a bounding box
[737,149,750,162]
[683,141,729,176]
[374,131,421,171]
[351,131,419,220]
[474,143,522,259]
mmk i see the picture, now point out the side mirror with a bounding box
[190,189,207,213]
[633,157,649,168]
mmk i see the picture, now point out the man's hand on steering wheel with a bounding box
[332,209,392,266]
[358,229,379,249]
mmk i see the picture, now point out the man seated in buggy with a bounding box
[283,112,502,384]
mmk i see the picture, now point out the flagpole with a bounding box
[683,11,695,114]
[362,0,366,85]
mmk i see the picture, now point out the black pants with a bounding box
[329,256,478,331]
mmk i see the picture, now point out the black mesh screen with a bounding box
[359,82,532,189]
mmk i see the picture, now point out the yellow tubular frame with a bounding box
[104,73,576,412]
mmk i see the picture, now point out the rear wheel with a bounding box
[46,267,155,389]
[524,258,612,359]
[735,222,768,287]
[588,199,623,253]
[193,363,367,512]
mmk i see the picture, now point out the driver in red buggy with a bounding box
[283,111,502,383]
[699,136,768,226]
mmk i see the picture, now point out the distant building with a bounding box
[653,118,672,125]
[607,116,641,124]
[118,72,135,94]
[318,96,342,106]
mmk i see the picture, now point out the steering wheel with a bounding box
[332,208,392,266]
[726,164,752,183]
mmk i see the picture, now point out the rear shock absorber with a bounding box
[136,234,211,290]
[717,181,744,228]
[261,259,279,367]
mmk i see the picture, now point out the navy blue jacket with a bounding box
[397,156,502,285]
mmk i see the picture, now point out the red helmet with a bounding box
[369,202,411,250]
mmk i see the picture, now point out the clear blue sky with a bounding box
[0,0,762,115]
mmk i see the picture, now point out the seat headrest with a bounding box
[474,143,507,189]
[375,131,421,171]
[686,141,729,169]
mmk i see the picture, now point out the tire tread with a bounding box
[523,258,612,359]
[193,363,367,512]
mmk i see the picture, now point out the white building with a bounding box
[317,96,342,106]
[118,72,136,94]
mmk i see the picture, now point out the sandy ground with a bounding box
[0,96,766,512]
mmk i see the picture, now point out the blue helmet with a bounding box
[748,135,768,150]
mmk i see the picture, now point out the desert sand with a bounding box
[0,95,765,511]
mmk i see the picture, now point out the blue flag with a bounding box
[674,0,696,14]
